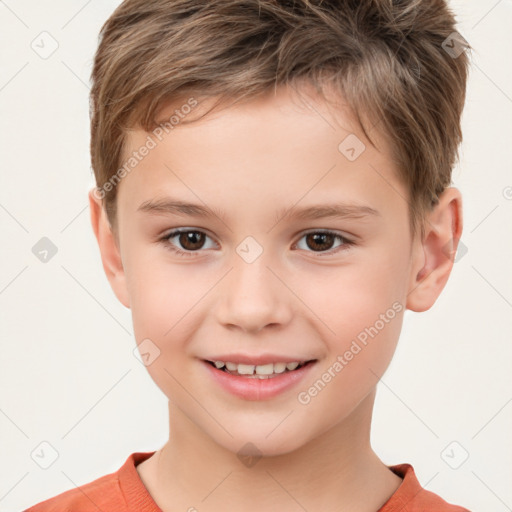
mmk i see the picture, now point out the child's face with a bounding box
[93,85,426,455]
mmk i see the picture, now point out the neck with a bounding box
[138,389,402,512]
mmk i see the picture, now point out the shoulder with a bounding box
[24,470,123,512]
[381,464,472,512]
[23,452,156,512]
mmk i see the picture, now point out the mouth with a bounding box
[202,357,319,400]
[204,359,317,379]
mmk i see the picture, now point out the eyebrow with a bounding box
[137,197,380,223]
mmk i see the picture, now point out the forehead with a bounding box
[117,85,405,224]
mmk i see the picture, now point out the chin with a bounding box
[211,425,309,461]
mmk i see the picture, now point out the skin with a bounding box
[89,83,463,512]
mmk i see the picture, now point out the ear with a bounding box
[88,188,131,308]
[406,187,463,312]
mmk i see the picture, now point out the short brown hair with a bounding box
[90,0,470,240]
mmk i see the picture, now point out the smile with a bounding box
[206,360,314,378]
[202,359,318,400]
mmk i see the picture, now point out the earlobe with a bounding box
[88,188,131,309]
[406,187,463,312]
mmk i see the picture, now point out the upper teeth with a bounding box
[213,361,301,375]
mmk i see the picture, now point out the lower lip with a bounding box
[202,360,316,401]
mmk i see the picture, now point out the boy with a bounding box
[25,0,471,510]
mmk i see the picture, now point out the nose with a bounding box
[214,258,293,334]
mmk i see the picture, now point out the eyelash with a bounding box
[159,228,356,258]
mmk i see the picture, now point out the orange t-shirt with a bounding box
[24,451,471,511]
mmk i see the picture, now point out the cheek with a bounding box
[125,253,217,364]
[304,253,405,332]
[123,247,186,343]
[302,249,406,380]
[296,306,404,427]
[125,256,203,398]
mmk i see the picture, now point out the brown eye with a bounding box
[175,231,206,251]
[305,232,336,252]
[161,229,215,257]
[295,230,355,256]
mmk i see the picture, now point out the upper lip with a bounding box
[203,354,317,366]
